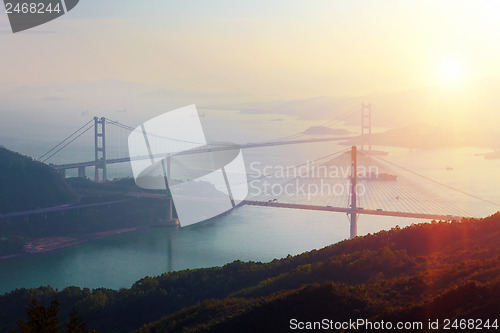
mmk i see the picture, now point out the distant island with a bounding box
[342,123,500,150]
[303,126,350,136]
[240,108,269,114]
[484,150,500,160]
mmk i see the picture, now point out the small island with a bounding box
[303,126,350,136]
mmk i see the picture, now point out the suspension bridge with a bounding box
[34,104,499,239]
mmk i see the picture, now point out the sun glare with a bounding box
[438,58,466,86]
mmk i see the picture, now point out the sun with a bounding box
[437,58,466,86]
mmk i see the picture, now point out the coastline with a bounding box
[0,227,140,261]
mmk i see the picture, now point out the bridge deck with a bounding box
[242,200,465,221]
[0,199,132,219]
[53,136,353,170]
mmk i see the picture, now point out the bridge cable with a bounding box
[106,105,359,150]
[41,123,95,163]
[370,105,403,128]
[243,147,351,187]
[367,152,500,208]
[106,119,229,147]
[37,119,94,161]
[358,153,475,216]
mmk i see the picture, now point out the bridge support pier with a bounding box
[164,198,179,226]
[349,146,358,239]
[350,212,358,240]
[78,166,86,178]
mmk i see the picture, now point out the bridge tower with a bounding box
[349,146,358,239]
[94,117,107,182]
[361,103,372,151]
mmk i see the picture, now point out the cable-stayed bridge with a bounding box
[35,104,499,238]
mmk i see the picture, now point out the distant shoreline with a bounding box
[0,227,140,261]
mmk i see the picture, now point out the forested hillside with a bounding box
[2,213,500,332]
[0,148,171,257]
[0,147,76,213]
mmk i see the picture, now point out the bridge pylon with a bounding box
[349,145,358,239]
[94,117,107,182]
[361,103,372,151]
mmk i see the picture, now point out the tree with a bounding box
[65,308,87,333]
[16,297,96,333]
[17,297,60,333]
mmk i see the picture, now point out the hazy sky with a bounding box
[2,1,500,99]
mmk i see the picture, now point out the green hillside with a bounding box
[0,147,76,214]
[2,213,500,332]
[136,215,500,333]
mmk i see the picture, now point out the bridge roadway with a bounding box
[242,200,464,221]
[0,194,464,221]
[0,190,178,219]
[0,199,132,219]
[52,135,354,171]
